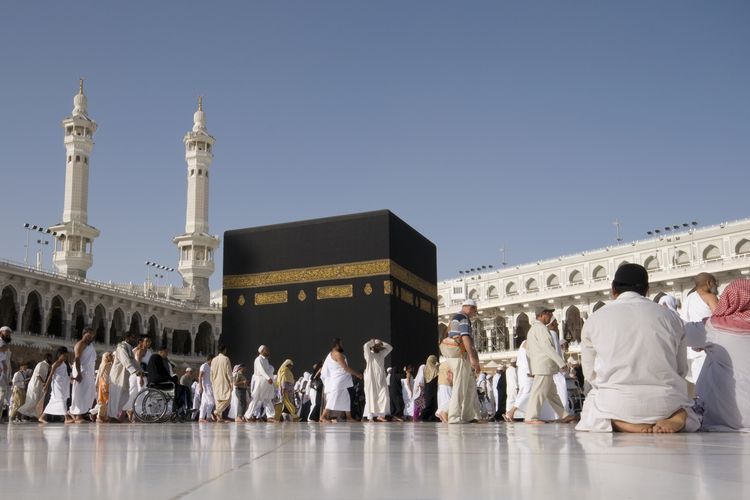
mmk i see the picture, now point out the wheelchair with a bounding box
[133,382,193,423]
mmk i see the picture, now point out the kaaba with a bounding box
[221,210,437,373]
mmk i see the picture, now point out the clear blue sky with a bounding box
[1,1,748,289]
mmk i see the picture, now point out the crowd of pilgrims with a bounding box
[1,264,750,432]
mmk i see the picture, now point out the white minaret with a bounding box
[49,79,100,279]
[173,97,219,305]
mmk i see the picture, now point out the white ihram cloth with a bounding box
[108,342,141,418]
[70,343,97,415]
[199,362,215,420]
[437,385,452,413]
[245,355,275,419]
[685,320,750,431]
[18,360,50,418]
[321,352,353,412]
[549,330,571,414]
[362,340,392,418]
[505,366,518,412]
[43,363,70,416]
[576,292,700,432]
[511,342,557,420]
[681,292,712,384]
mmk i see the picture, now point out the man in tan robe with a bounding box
[210,344,233,421]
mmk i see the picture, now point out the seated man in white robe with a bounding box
[576,264,700,433]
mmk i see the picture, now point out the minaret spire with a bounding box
[49,80,100,279]
[173,97,219,305]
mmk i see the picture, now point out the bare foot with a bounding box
[391,416,404,422]
[374,417,387,422]
[612,419,655,433]
[558,415,578,424]
[38,417,47,424]
[653,409,687,433]
[199,419,210,423]
[524,419,547,424]
[436,412,448,423]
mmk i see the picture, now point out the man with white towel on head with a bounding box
[245,345,276,422]
[680,273,719,392]
[362,338,393,422]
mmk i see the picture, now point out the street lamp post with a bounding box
[23,223,57,268]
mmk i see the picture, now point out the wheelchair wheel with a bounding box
[134,389,168,423]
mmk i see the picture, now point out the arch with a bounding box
[505,282,518,295]
[486,286,498,299]
[592,265,607,281]
[592,301,606,312]
[494,315,509,351]
[617,260,630,269]
[564,306,583,342]
[546,274,560,288]
[92,304,107,343]
[525,278,539,292]
[0,285,19,330]
[652,292,666,303]
[468,289,478,300]
[514,312,530,345]
[128,311,142,336]
[195,321,214,355]
[736,239,750,256]
[172,329,192,355]
[437,295,445,307]
[703,244,721,261]
[110,308,125,345]
[160,328,168,351]
[147,315,159,344]
[674,250,690,267]
[46,295,65,338]
[643,255,659,271]
[21,290,43,334]
[72,300,87,340]
[569,270,583,285]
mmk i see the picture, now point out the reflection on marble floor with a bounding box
[1,423,749,499]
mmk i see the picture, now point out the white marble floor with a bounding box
[1,422,749,499]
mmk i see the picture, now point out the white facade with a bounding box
[49,80,100,279]
[173,97,220,306]
[438,219,750,363]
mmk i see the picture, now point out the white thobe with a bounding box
[199,362,215,420]
[681,292,713,384]
[576,292,700,432]
[245,355,275,419]
[549,330,571,414]
[362,340,392,418]
[108,342,140,418]
[18,360,50,418]
[70,343,97,415]
[321,352,353,412]
[43,363,70,416]
[685,320,750,431]
[505,366,518,412]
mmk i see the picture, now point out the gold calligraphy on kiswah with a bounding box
[254,290,288,306]
[317,284,353,300]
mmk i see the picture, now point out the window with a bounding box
[525,278,539,292]
[506,282,518,295]
[736,239,750,256]
[546,274,560,288]
[84,156,88,164]
[190,169,195,176]
[75,155,80,162]
[592,266,607,280]
[569,270,583,284]
[198,169,202,176]
[453,286,463,295]
[703,245,721,261]
[67,155,72,162]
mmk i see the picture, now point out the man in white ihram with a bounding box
[70,327,98,423]
[577,264,700,433]
[362,338,393,422]
[680,272,719,391]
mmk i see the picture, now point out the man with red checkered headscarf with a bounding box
[685,279,750,431]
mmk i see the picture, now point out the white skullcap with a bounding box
[462,299,477,307]
[258,345,267,354]
[0,326,11,333]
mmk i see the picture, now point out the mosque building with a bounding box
[0,82,221,366]
[437,218,750,367]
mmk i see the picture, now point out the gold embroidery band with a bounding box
[254,290,288,305]
[317,284,353,300]
[224,259,436,299]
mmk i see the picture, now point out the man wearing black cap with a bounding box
[576,264,699,433]
[525,306,574,423]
